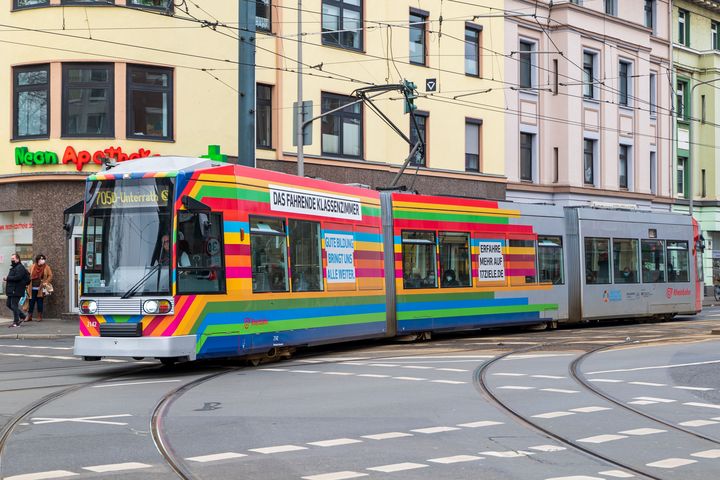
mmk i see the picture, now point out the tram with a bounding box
[73,157,703,363]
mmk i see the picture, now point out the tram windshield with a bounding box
[82,178,173,296]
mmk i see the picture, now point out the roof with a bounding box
[98,156,223,175]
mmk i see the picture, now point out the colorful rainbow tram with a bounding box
[73,157,703,362]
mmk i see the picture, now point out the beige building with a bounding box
[1,0,510,316]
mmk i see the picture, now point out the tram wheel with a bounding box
[82,356,101,361]
[160,357,178,367]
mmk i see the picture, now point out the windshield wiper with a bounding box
[121,264,162,299]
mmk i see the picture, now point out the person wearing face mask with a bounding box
[3,253,29,328]
[25,254,53,322]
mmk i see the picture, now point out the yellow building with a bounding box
[1,0,508,316]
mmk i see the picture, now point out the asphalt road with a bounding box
[1,311,720,480]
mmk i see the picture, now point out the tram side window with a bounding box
[402,231,437,289]
[667,240,690,282]
[538,236,564,284]
[612,238,639,284]
[509,238,536,283]
[439,232,471,287]
[641,239,665,283]
[289,219,323,292]
[176,211,226,294]
[585,237,610,284]
[250,217,289,293]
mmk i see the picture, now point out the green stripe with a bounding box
[394,210,508,224]
[397,292,494,303]
[201,295,386,315]
[396,303,558,321]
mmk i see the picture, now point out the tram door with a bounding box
[68,224,83,313]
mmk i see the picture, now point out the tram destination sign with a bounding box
[91,183,171,209]
[269,185,362,221]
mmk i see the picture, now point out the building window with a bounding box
[583,51,596,99]
[409,9,428,65]
[13,65,49,139]
[702,169,707,198]
[321,92,362,159]
[14,0,48,8]
[519,40,535,89]
[0,212,33,296]
[127,65,172,140]
[322,0,362,50]
[583,139,595,186]
[409,111,428,166]
[677,157,687,197]
[676,80,688,120]
[618,145,630,189]
[678,9,689,46]
[605,0,616,16]
[465,120,481,172]
[62,63,114,138]
[650,151,657,195]
[645,0,656,31]
[250,217,288,293]
[649,72,657,116]
[538,236,564,284]
[256,0,271,31]
[702,94,707,123]
[402,231,437,289]
[618,61,631,106]
[520,132,534,182]
[465,25,481,76]
[177,212,226,294]
[256,84,272,148]
[128,0,171,10]
[713,22,720,50]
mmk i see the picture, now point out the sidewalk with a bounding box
[0,316,78,339]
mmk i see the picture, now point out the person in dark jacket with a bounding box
[4,253,29,327]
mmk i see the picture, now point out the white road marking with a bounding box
[497,386,535,390]
[339,362,367,365]
[361,432,412,440]
[92,379,181,388]
[480,450,533,458]
[356,374,390,378]
[0,344,73,350]
[684,402,720,410]
[0,353,82,361]
[427,455,482,464]
[646,458,697,469]
[4,471,77,480]
[436,368,468,372]
[633,397,676,403]
[402,365,433,370]
[430,380,467,384]
[545,476,604,480]
[532,411,575,419]
[302,472,368,480]
[529,445,567,452]
[577,434,628,444]
[186,452,247,462]
[82,463,151,473]
[618,428,666,436]
[392,376,426,381]
[260,368,287,372]
[588,379,623,383]
[492,373,527,377]
[628,400,658,405]
[249,445,308,454]
[307,438,363,447]
[30,414,132,426]
[628,382,666,387]
[367,463,427,473]
[588,359,720,375]
[532,375,566,379]
[457,420,504,428]
[691,449,720,459]
[369,364,399,367]
[410,426,460,434]
[674,386,714,391]
[679,420,719,427]
[541,388,579,394]
[569,406,611,413]
[290,370,320,374]
[598,471,634,478]
[322,372,354,376]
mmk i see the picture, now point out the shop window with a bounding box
[62,63,114,137]
[322,0,362,50]
[127,65,173,140]
[13,65,49,139]
[14,0,49,8]
[250,217,288,292]
[0,212,33,295]
[256,84,272,148]
[128,0,171,10]
[667,240,690,282]
[402,231,437,289]
[409,9,428,65]
[509,238,536,284]
[321,92,362,159]
[61,0,116,4]
[256,0,271,31]
[439,232,471,288]
[289,220,323,292]
[409,111,428,166]
[641,239,665,283]
[538,236,564,284]
[613,238,639,284]
[585,237,610,284]
[176,212,226,294]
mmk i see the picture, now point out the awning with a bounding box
[64,200,83,215]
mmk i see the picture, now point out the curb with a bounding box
[0,333,76,340]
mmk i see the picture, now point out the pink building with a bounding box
[505,0,672,209]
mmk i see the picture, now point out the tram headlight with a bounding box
[143,300,160,314]
[80,300,98,314]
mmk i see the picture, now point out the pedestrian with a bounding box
[3,252,29,328]
[25,254,53,322]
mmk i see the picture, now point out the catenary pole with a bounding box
[296,0,304,177]
[238,0,256,167]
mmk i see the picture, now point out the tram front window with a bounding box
[82,179,172,296]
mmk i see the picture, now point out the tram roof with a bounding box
[90,156,222,179]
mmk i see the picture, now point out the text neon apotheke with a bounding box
[15,145,158,171]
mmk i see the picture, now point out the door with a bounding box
[69,230,82,313]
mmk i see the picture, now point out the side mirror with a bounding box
[63,216,77,240]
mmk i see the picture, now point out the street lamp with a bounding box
[689,77,720,216]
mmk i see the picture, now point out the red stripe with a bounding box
[161,295,195,336]
[393,221,533,234]
[225,244,249,256]
[356,268,384,278]
[506,254,535,262]
[227,266,251,278]
[392,192,499,209]
[507,269,535,276]
[355,250,383,261]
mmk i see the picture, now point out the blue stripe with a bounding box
[396,297,528,312]
[398,311,546,333]
[224,221,248,233]
[354,231,381,243]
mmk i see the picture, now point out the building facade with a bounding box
[2,1,509,316]
[671,0,720,290]
[504,0,673,210]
